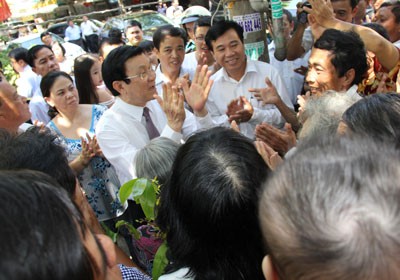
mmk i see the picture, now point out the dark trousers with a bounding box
[84,34,99,53]
[69,38,85,49]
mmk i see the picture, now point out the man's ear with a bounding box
[112,80,125,96]
[343,68,356,89]
[32,66,37,74]
[154,48,160,59]
[262,255,280,280]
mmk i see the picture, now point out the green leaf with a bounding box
[115,220,141,240]
[138,181,158,220]
[101,222,118,243]
[119,179,137,204]
[152,242,169,280]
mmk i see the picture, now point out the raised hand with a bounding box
[255,140,283,171]
[180,64,213,116]
[255,122,296,156]
[155,82,186,132]
[80,136,95,166]
[249,77,282,105]
[226,96,254,123]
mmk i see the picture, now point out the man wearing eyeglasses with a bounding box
[182,16,219,74]
[96,45,212,185]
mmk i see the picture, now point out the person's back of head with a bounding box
[259,136,400,280]
[0,169,96,280]
[8,47,29,64]
[134,137,179,185]
[341,93,400,147]
[0,127,76,195]
[314,29,368,86]
[157,127,269,280]
[298,90,359,140]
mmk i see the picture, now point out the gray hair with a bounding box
[298,90,359,140]
[134,137,180,185]
[259,136,400,280]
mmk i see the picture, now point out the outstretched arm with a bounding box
[305,0,399,70]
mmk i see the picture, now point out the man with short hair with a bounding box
[0,81,31,134]
[40,31,85,61]
[65,19,84,49]
[182,16,217,73]
[8,47,40,99]
[96,45,209,184]
[125,20,145,46]
[259,136,400,280]
[204,20,293,139]
[80,15,100,52]
[26,45,60,124]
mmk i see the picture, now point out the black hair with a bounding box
[152,25,188,50]
[138,40,155,53]
[0,127,76,196]
[157,127,269,280]
[40,31,51,40]
[205,20,244,51]
[362,22,390,40]
[0,170,97,280]
[74,54,100,104]
[379,2,400,23]
[342,93,400,148]
[26,44,53,68]
[101,45,144,96]
[314,29,368,85]
[193,16,211,33]
[8,47,28,62]
[40,71,73,118]
[52,40,66,57]
[124,19,143,33]
[108,27,124,45]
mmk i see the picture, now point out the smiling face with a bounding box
[113,54,157,106]
[211,28,246,81]
[194,26,214,66]
[306,48,348,95]
[155,35,185,76]
[44,76,79,113]
[90,59,103,87]
[374,6,400,43]
[126,26,144,46]
[32,47,60,77]
[0,82,31,132]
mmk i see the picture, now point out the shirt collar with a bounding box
[113,97,147,121]
[220,58,256,83]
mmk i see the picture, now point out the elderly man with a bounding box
[96,45,212,185]
[259,136,400,280]
[0,79,31,134]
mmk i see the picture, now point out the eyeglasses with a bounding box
[195,36,205,42]
[124,65,156,81]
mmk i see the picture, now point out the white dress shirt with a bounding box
[268,41,309,105]
[16,65,40,99]
[205,59,293,139]
[155,65,195,96]
[95,97,199,185]
[80,20,99,36]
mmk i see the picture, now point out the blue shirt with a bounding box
[65,24,81,41]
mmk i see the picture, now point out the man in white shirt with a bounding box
[26,45,61,124]
[204,20,293,139]
[65,20,84,49]
[80,15,100,53]
[96,45,209,185]
[8,47,40,99]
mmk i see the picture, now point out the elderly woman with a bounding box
[41,71,125,222]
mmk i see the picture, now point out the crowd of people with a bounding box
[1,0,400,279]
